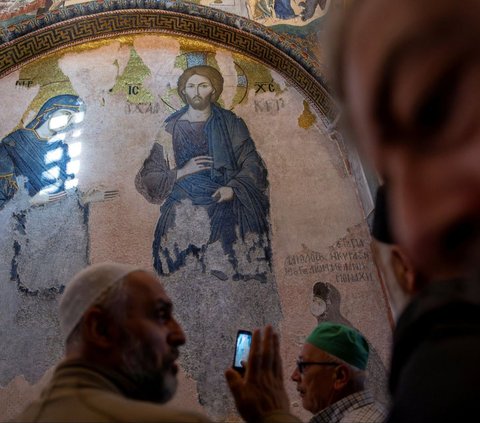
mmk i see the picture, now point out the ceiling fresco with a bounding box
[0,0,353,67]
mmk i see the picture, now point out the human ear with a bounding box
[332,365,350,390]
[82,306,114,348]
[390,245,417,294]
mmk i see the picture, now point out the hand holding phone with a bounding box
[225,326,290,423]
[233,330,252,373]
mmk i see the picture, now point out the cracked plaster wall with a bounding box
[0,37,391,422]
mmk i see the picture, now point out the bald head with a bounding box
[336,0,480,278]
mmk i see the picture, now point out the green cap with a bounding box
[306,322,369,370]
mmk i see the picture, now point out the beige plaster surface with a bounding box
[0,35,392,421]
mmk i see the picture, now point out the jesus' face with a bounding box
[183,74,216,110]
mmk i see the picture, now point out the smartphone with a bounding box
[232,330,252,373]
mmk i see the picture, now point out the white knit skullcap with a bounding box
[59,262,144,341]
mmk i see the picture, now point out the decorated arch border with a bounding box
[0,0,338,123]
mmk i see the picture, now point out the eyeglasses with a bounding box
[296,360,339,374]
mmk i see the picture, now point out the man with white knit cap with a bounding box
[14,262,210,422]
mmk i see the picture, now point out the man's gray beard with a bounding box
[120,334,178,403]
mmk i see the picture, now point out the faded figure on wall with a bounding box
[136,65,272,282]
[0,94,90,386]
[246,0,275,20]
[0,94,119,388]
[298,0,327,21]
[245,0,295,21]
[136,64,282,419]
[274,0,296,19]
[0,94,84,210]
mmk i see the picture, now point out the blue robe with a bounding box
[0,129,71,206]
[0,94,82,209]
[136,104,272,278]
[274,0,296,19]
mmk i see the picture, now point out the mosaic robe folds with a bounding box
[136,103,272,281]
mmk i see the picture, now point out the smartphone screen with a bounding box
[233,330,252,371]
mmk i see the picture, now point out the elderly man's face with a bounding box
[183,74,215,110]
[115,271,186,403]
[291,343,338,414]
[343,0,480,278]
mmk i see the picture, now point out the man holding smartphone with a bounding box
[226,323,385,423]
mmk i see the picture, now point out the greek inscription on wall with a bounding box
[254,81,276,93]
[16,79,33,88]
[284,225,375,282]
[254,98,285,114]
[128,84,140,95]
[124,102,162,114]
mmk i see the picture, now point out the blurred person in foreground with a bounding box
[226,323,386,423]
[329,0,480,421]
[13,263,209,422]
[370,185,414,321]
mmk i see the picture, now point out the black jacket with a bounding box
[387,277,480,422]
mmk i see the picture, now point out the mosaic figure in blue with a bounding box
[274,0,296,19]
[0,94,84,209]
[136,65,272,281]
[0,94,89,386]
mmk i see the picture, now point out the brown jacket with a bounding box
[13,361,210,422]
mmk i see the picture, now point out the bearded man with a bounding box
[14,263,209,422]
